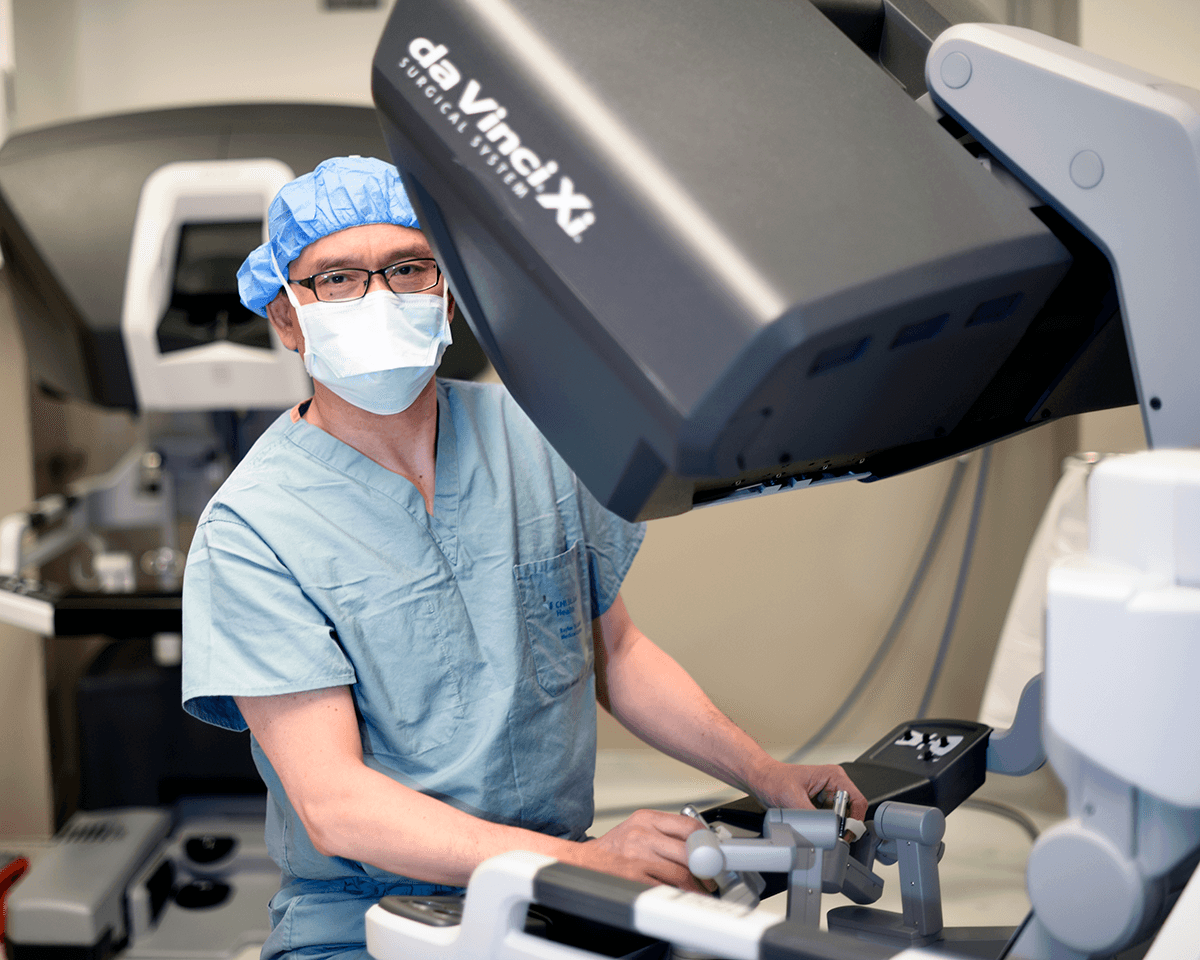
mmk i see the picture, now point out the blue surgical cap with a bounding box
[237,156,420,317]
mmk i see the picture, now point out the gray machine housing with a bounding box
[371,0,1136,521]
[0,103,487,413]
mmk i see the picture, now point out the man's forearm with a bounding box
[594,598,868,820]
[301,762,585,885]
[237,688,589,887]
[596,622,777,797]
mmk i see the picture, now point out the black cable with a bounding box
[997,910,1035,960]
[916,445,992,719]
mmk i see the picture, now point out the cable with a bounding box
[961,797,1041,842]
[998,910,1035,960]
[916,445,992,719]
[593,455,974,820]
[784,453,971,762]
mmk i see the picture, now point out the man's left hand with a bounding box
[749,761,868,823]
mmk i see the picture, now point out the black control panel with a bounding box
[705,717,992,833]
[842,718,992,819]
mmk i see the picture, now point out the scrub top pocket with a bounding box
[514,541,591,697]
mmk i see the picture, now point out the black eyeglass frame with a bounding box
[288,258,442,302]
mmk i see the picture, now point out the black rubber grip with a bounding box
[531,862,651,932]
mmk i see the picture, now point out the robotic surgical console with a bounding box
[364,0,1200,958]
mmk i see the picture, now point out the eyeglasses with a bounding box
[290,258,441,302]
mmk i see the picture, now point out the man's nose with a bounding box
[367,271,393,294]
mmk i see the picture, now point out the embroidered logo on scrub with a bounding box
[516,543,589,697]
[397,37,597,243]
[541,594,581,642]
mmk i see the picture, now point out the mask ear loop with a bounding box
[434,283,451,412]
[271,249,316,370]
[271,249,304,311]
[439,272,453,357]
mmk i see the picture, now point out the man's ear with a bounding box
[446,289,457,323]
[265,290,302,354]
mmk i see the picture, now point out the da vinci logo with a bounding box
[400,37,596,242]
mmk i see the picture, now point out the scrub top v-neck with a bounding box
[182,378,645,896]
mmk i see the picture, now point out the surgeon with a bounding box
[182,156,866,960]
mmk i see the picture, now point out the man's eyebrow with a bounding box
[304,247,432,276]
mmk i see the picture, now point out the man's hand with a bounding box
[749,761,869,824]
[578,810,710,893]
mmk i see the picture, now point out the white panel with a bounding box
[120,158,311,411]
[365,852,586,960]
[1047,564,1200,805]
[927,26,1200,449]
[633,886,772,960]
[1174,476,1200,588]
[0,589,54,634]
[1089,451,1200,578]
[1144,860,1200,960]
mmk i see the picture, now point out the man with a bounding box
[182,156,866,960]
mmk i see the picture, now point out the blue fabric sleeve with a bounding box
[574,476,646,620]
[494,383,645,621]
[182,508,358,731]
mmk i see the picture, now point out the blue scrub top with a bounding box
[181,379,644,959]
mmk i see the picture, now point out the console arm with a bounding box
[0,445,180,591]
[688,807,841,928]
[827,802,947,947]
[986,673,1046,777]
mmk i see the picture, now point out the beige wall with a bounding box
[1080,0,1200,92]
[0,278,53,838]
[10,0,389,130]
[612,421,1078,752]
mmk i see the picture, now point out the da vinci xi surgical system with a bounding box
[364,1,1200,958]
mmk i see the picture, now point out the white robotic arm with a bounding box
[927,26,1200,960]
[1009,452,1200,960]
[926,24,1200,450]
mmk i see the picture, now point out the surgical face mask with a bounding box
[275,256,452,415]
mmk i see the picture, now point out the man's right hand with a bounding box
[576,809,710,892]
[238,688,713,892]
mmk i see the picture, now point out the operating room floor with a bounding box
[592,744,1064,934]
